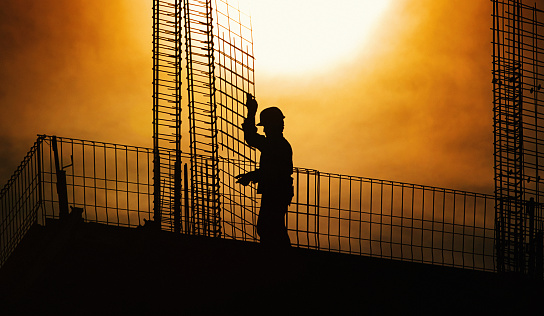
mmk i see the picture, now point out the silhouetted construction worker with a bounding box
[236,93,294,247]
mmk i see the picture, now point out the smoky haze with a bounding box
[0,0,151,185]
[1,0,527,194]
[257,0,498,193]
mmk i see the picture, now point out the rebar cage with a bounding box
[493,0,544,277]
[152,0,258,238]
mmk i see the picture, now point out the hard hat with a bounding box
[257,107,284,126]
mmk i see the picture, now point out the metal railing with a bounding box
[39,136,155,228]
[0,136,44,268]
[288,169,495,271]
[2,135,499,273]
[216,158,496,271]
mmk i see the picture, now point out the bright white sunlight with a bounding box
[237,0,392,75]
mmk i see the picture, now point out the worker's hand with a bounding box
[245,92,258,116]
[235,171,257,186]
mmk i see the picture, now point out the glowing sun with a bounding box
[237,0,392,76]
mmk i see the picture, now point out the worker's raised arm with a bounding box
[242,93,265,149]
[245,92,258,118]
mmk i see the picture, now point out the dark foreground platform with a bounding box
[1,220,542,315]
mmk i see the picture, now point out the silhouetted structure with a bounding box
[0,135,497,272]
[152,0,257,238]
[493,0,544,278]
[1,0,543,285]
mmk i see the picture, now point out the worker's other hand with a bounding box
[245,92,258,116]
[235,171,257,186]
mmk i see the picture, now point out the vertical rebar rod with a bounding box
[152,0,161,228]
[184,162,190,234]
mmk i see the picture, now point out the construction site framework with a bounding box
[493,0,544,278]
[1,0,544,281]
[1,135,496,272]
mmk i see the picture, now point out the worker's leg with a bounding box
[257,195,290,247]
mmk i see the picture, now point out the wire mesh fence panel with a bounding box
[37,136,495,272]
[40,136,154,228]
[287,169,496,271]
[219,158,259,241]
[0,134,505,274]
[0,136,43,269]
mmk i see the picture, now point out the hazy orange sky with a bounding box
[3,0,539,193]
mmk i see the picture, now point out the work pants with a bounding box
[257,194,291,247]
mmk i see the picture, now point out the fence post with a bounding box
[36,135,44,224]
[184,163,190,234]
[52,136,69,219]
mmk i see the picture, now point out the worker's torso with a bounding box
[258,136,293,195]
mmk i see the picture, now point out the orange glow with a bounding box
[0,0,497,194]
[255,0,494,193]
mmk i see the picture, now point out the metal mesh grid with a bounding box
[39,136,155,228]
[152,0,182,229]
[493,0,544,277]
[2,135,500,272]
[219,158,259,241]
[287,168,496,271]
[152,0,256,236]
[0,136,43,269]
[214,0,259,242]
[37,136,214,235]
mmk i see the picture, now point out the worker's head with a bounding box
[257,107,284,136]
